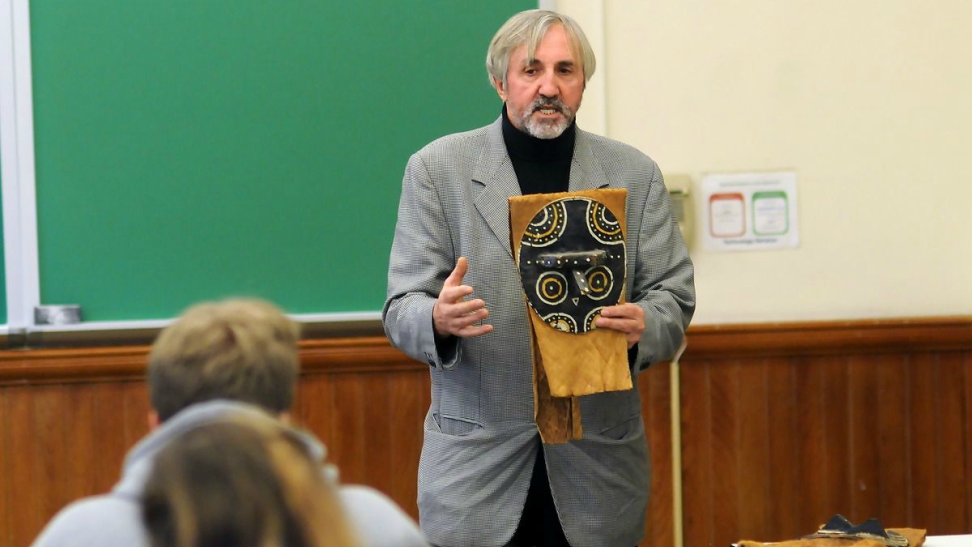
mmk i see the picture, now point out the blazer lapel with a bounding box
[569,129,611,192]
[472,119,520,258]
[471,125,610,258]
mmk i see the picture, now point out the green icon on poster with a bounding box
[752,190,788,236]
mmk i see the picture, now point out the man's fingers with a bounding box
[595,305,644,348]
[599,303,643,320]
[594,316,634,332]
[443,305,488,328]
[449,298,487,316]
[435,257,493,338]
[451,304,492,337]
[457,323,493,337]
[440,284,474,304]
[595,305,643,333]
[433,298,490,338]
[443,257,469,288]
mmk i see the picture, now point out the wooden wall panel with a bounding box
[966,352,972,532]
[764,356,800,537]
[4,388,37,547]
[639,362,674,547]
[0,381,150,547]
[0,390,8,546]
[3,389,24,547]
[677,345,972,547]
[875,354,909,524]
[0,318,970,547]
[678,353,714,546]
[847,355,880,519]
[384,371,429,513]
[936,352,968,531]
[295,369,430,519]
[710,359,742,545]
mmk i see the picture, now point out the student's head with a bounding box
[141,414,360,547]
[486,10,595,139]
[147,298,301,423]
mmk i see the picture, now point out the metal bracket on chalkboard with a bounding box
[34,305,82,325]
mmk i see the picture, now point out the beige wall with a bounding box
[555,0,972,325]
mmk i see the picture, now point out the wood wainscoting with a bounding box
[1,317,970,547]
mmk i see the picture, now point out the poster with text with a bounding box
[699,171,799,252]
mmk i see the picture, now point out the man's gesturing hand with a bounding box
[595,303,645,348]
[433,257,493,339]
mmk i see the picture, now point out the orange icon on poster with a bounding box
[709,192,745,237]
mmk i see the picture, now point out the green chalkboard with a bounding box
[28,0,533,321]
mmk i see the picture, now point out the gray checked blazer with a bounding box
[383,117,695,547]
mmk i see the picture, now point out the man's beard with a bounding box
[510,97,577,140]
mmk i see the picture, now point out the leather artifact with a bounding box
[510,189,632,443]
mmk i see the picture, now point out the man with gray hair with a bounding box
[32,298,429,547]
[384,9,695,547]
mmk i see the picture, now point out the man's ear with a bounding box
[277,411,292,424]
[147,410,161,431]
[492,77,508,102]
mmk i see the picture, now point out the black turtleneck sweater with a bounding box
[501,106,575,196]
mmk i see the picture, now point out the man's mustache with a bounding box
[531,98,570,114]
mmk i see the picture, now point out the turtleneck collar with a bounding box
[501,104,576,163]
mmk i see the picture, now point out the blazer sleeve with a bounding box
[628,161,696,371]
[382,151,460,370]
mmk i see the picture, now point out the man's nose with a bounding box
[537,72,559,98]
